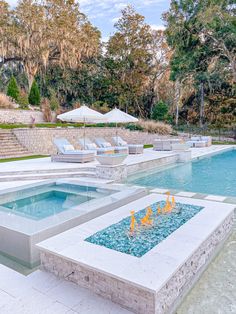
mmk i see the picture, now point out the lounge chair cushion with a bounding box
[112,136,128,146]
[118,138,127,146]
[86,143,97,150]
[101,142,112,148]
[63,144,75,152]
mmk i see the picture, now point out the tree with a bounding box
[106,6,153,116]
[0,0,101,88]
[145,30,173,115]
[198,1,236,83]
[7,76,20,101]
[151,101,169,121]
[28,80,40,106]
[164,0,236,126]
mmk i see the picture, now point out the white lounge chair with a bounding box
[153,139,182,151]
[95,137,128,154]
[201,136,212,146]
[52,138,95,163]
[78,138,114,155]
[112,136,143,154]
[186,136,211,148]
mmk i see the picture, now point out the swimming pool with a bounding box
[127,149,236,197]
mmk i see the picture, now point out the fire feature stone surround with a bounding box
[38,194,235,314]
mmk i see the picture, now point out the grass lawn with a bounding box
[0,155,49,163]
[213,141,236,145]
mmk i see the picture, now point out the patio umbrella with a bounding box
[57,105,106,149]
[104,108,138,141]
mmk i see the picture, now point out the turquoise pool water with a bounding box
[127,149,236,197]
[0,183,112,220]
[86,201,203,257]
[2,190,93,220]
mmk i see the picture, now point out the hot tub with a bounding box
[0,179,146,267]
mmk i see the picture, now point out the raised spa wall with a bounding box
[0,183,147,268]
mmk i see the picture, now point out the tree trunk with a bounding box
[28,74,34,91]
[24,61,38,91]
[231,60,236,84]
[174,79,180,126]
[199,82,204,128]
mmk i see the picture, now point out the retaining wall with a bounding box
[13,127,162,155]
[0,109,44,124]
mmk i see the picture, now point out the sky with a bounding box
[7,0,171,40]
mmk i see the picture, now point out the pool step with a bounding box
[0,171,96,182]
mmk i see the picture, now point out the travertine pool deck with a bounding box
[0,145,233,181]
[37,194,235,314]
[0,144,235,313]
[0,264,131,314]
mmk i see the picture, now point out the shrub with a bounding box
[91,101,110,114]
[28,80,41,106]
[0,93,14,109]
[125,123,144,131]
[138,119,172,135]
[151,101,169,121]
[41,98,52,122]
[49,88,59,111]
[7,76,20,102]
[18,90,29,109]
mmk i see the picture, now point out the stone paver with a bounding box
[204,195,227,202]
[0,266,133,314]
[150,188,169,194]
[176,191,197,197]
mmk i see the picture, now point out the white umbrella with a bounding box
[57,105,106,149]
[104,108,138,140]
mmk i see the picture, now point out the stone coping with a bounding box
[37,194,234,297]
[151,188,236,205]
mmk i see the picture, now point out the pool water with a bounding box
[3,190,93,220]
[0,183,112,220]
[127,149,236,197]
[86,201,203,257]
[178,223,236,313]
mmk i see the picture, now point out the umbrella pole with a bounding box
[116,122,118,144]
[83,118,85,150]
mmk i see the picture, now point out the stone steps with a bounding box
[0,152,31,158]
[0,130,30,159]
[0,138,18,142]
[0,152,33,158]
[0,146,28,152]
[0,140,24,144]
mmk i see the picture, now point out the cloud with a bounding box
[150,24,166,31]
[111,16,120,24]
